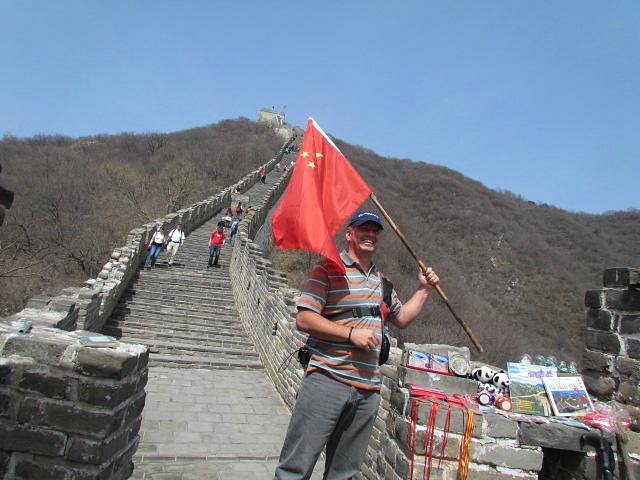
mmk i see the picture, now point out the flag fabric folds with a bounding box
[271,118,372,271]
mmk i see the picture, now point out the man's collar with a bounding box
[340,250,377,275]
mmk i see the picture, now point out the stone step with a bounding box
[122,289,234,306]
[135,268,232,281]
[108,311,239,328]
[148,353,263,370]
[117,336,259,359]
[131,275,232,288]
[113,299,237,316]
[103,324,251,347]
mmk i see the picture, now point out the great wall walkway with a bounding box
[105,169,323,479]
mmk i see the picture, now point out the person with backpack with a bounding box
[274,211,439,480]
[165,222,185,266]
[229,219,239,246]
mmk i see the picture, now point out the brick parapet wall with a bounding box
[0,323,148,479]
[583,267,640,423]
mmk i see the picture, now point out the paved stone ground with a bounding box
[130,368,293,479]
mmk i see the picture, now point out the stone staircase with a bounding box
[103,215,262,370]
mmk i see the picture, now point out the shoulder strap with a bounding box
[380,274,393,307]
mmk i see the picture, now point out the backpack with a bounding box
[379,274,394,365]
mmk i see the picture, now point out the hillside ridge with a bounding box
[2,119,639,365]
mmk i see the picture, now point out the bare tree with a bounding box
[159,160,206,213]
[146,134,167,155]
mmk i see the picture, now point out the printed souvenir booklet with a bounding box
[506,362,557,416]
[543,376,594,417]
[406,350,450,374]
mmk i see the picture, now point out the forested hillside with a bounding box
[0,119,282,315]
[271,138,640,366]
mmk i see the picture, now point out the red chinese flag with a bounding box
[272,118,372,271]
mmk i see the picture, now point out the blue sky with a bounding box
[2,1,638,214]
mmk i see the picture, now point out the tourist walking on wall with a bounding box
[260,167,267,184]
[166,222,186,266]
[274,211,440,480]
[208,222,226,268]
[144,225,165,270]
[235,202,243,219]
[229,219,239,246]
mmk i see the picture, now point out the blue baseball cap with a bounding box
[347,211,384,230]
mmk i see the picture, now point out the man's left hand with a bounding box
[419,267,439,292]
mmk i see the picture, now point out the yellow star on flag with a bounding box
[315,152,323,158]
[307,161,316,168]
[301,151,309,158]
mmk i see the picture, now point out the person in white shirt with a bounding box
[166,223,186,266]
[144,225,165,270]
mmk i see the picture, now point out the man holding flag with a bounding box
[272,119,439,479]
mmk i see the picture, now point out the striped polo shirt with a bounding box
[297,250,402,391]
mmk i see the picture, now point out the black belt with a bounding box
[170,240,180,243]
[326,305,381,320]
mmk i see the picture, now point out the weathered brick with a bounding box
[472,443,543,471]
[617,381,640,406]
[539,448,593,479]
[78,377,136,408]
[0,422,67,456]
[605,289,640,310]
[0,363,11,385]
[583,371,617,399]
[389,389,410,415]
[25,294,51,309]
[626,431,640,459]
[585,291,602,308]
[620,313,640,334]
[137,367,149,391]
[416,400,483,438]
[49,298,77,314]
[136,348,149,373]
[467,464,538,480]
[2,335,70,365]
[485,412,518,438]
[0,388,12,419]
[122,391,146,426]
[401,367,478,396]
[19,369,69,399]
[110,453,134,480]
[585,329,622,354]
[75,347,138,379]
[394,453,410,479]
[13,453,72,480]
[13,452,114,480]
[627,336,640,360]
[586,309,614,331]
[615,356,640,380]
[66,427,129,464]
[603,268,635,288]
[519,421,593,452]
[0,450,10,477]
[17,397,124,439]
[582,349,612,373]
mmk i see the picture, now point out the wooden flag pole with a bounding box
[369,192,484,353]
